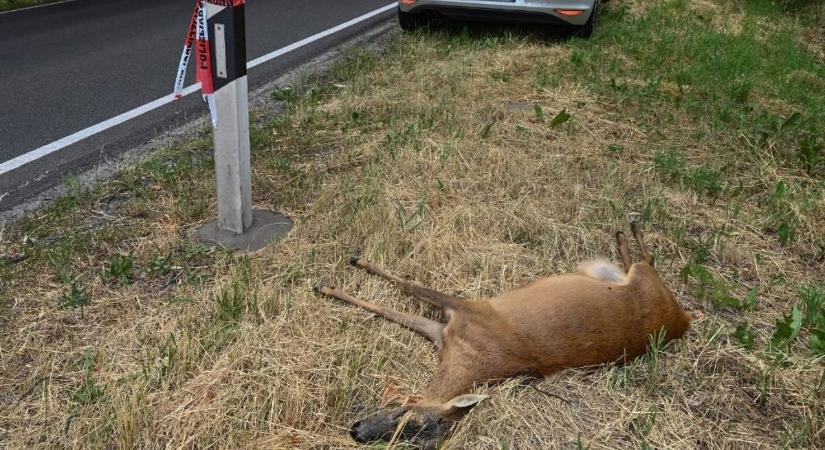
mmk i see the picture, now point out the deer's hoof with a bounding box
[349,256,362,267]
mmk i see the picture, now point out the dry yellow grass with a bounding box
[802,2,825,63]
[2,1,824,448]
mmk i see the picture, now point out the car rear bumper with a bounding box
[399,0,595,26]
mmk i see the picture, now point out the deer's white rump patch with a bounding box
[578,259,627,284]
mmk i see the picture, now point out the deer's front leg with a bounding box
[424,338,529,403]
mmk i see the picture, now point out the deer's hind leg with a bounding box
[630,222,654,265]
[314,282,444,350]
[349,257,461,312]
[615,231,632,273]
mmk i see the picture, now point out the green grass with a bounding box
[559,0,825,177]
[101,253,134,286]
[553,0,825,252]
[0,0,57,12]
[770,284,825,356]
[564,0,825,125]
[58,284,91,318]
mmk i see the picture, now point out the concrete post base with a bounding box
[197,209,292,252]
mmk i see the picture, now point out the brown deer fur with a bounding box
[314,223,691,447]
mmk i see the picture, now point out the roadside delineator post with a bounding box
[173,0,292,251]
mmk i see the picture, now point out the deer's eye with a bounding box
[391,410,407,420]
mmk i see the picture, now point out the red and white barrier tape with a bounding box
[172,0,202,99]
[172,0,245,126]
[197,1,217,125]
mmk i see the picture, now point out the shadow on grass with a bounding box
[409,18,578,46]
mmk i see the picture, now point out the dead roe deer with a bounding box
[314,223,690,448]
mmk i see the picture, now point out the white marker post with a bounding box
[206,1,252,234]
[176,0,292,251]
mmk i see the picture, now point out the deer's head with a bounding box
[349,394,488,448]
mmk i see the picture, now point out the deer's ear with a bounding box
[441,394,489,417]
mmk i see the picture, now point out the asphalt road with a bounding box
[0,0,394,210]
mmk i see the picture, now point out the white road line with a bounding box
[248,3,396,69]
[0,2,397,176]
[0,0,75,16]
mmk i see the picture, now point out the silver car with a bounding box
[398,0,600,37]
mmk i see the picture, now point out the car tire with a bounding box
[398,7,428,31]
[572,2,599,38]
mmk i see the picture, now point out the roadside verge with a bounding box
[1,1,824,447]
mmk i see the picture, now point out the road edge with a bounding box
[0,19,397,223]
